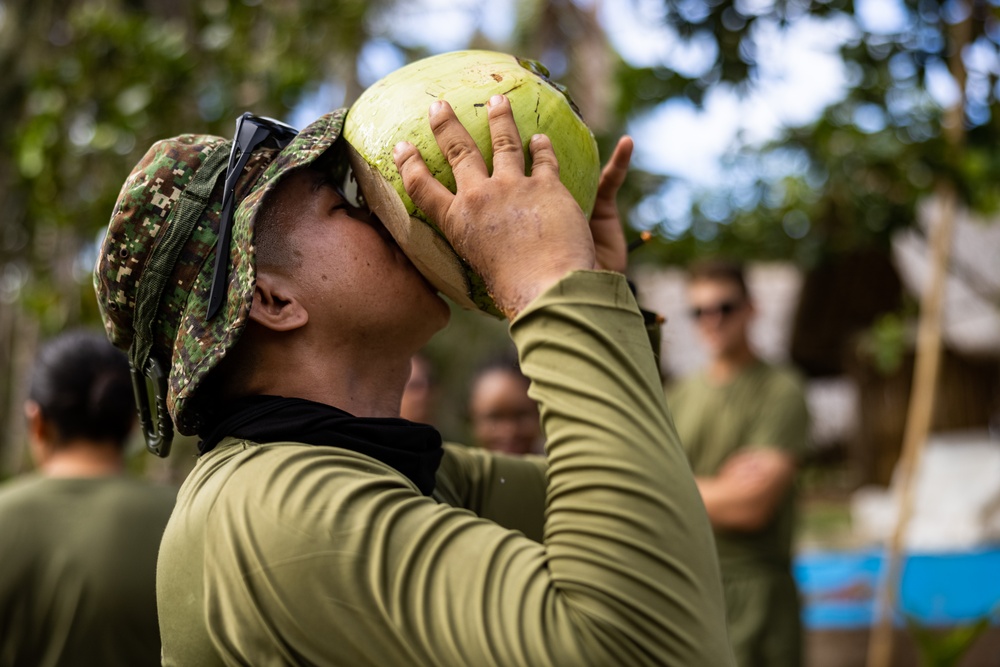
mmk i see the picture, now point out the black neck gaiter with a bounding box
[198,395,444,496]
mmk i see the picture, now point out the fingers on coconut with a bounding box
[486,95,524,174]
[428,100,488,185]
[527,134,560,179]
[394,141,454,224]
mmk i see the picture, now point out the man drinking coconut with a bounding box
[95,53,734,665]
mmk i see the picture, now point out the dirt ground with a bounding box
[807,627,1000,667]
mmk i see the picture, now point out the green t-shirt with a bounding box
[0,474,176,667]
[156,271,735,667]
[667,361,809,573]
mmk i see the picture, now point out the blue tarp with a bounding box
[794,549,1000,628]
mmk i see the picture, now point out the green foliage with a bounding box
[863,311,910,376]
[0,0,382,329]
[658,0,854,98]
[613,62,691,118]
[905,610,996,667]
[635,0,1000,264]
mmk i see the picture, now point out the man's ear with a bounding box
[249,272,309,332]
[24,400,52,465]
[25,401,44,439]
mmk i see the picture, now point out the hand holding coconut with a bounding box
[394,95,599,319]
[345,49,632,317]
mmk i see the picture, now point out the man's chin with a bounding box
[414,282,450,333]
[701,340,724,355]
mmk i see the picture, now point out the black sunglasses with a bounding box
[207,112,299,320]
[689,300,742,320]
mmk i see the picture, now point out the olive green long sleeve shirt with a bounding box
[157,271,733,666]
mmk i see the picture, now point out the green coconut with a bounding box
[343,49,601,318]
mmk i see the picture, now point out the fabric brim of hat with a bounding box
[169,109,347,435]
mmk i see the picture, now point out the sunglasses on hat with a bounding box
[206,113,368,320]
[206,113,300,320]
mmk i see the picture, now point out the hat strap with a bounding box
[128,141,230,454]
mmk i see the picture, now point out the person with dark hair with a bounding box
[667,259,810,667]
[94,97,734,665]
[468,351,542,455]
[0,329,175,667]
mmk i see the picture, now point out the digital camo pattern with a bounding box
[94,109,347,434]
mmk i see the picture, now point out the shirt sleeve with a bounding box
[434,444,547,541]
[197,271,734,667]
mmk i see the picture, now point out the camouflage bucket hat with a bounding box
[95,109,347,455]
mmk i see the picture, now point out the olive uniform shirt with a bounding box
[157,271,735,666]
[667,360,810,667]
[0,474,176,667]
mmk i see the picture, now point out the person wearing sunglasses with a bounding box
[95,97,733,666]
[666,259,810,667]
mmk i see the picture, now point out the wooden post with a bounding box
[866,6,970,664]
[865,187,957,667]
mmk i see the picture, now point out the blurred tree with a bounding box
[0,0,394,472]
[511,0,614,132]
[632,0,998,266]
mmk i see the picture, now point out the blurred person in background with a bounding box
[468,352,542,455]
[666,259,810,667]
[0,330,176,667]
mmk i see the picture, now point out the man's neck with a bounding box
[707,342,757,385]
[248,343,412,419]
[41,444,124,478]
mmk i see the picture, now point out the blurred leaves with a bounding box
[862,312,911,376]
[905,609,996,667]
[0,0,387,331]
[629,0,1000,266]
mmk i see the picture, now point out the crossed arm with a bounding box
[696,447,798,532]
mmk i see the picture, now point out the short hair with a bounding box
[686,258,749,298]
[471,350,527,389]
[255,146,352,272]
[254,180,302,272]
[28,330,135,448]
